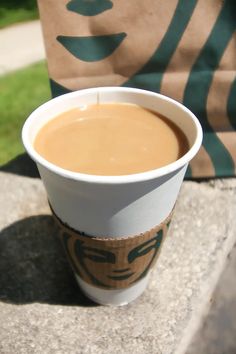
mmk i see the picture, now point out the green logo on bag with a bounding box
[67,0,113,16]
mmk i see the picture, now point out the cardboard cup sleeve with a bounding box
[52,207,174,290]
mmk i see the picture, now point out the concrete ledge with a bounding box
[186,243,236,354]
[0,172,235,354]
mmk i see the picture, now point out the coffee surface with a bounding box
[34,103,189,175]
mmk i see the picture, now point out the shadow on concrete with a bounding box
[0,153,39,178]
[0,214,97,307]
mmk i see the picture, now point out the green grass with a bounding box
[0,1,38,28]
[0,61,51,165]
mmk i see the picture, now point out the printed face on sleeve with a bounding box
[61,227,167,289]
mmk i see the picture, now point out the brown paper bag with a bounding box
[37,0,236,178]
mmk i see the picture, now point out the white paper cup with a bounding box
[22,87,202,305]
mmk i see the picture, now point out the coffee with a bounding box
[34,103,189,175]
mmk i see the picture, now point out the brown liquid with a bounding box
[34,103,189,176]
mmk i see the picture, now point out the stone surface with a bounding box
[187,244,236,354]
[0,171,236,354]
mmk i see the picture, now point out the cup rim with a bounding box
[22,87,203,184]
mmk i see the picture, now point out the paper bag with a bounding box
[37,0,236,178]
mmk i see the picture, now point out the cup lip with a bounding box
[22,87,203,185]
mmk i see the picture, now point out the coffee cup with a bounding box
[22,87,202,305]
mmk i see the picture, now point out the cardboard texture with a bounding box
[38,0,236,179]
[52,207,173,289]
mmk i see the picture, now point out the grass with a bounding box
[0,61,51,165]
[0,0,38,28]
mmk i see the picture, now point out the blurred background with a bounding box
[0,0,38,28]
[0,0,50,166]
